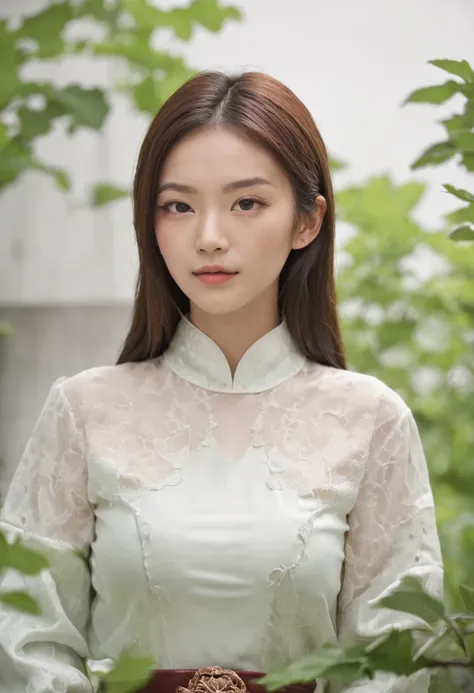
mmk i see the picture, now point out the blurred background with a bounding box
[0,0,473,607]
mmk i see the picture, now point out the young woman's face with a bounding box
[155,126,324,322]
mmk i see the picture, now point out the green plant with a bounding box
[405,59,474,240]
[0,0,242,205]
[260,578,474,692]
[0,531,48,614]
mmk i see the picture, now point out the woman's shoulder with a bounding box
[301,361,411,421]
[53,359,164,411]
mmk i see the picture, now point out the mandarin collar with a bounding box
[163,316,305,393]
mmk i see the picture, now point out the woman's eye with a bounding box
[165,202,191,214]
[236,198,260,211]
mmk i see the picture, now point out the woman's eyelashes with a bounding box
[157,197,269,215]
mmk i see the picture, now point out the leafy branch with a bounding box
[0,0,242,206]
[405,58,474,241]
[260,577,474,692]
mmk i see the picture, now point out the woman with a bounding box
[0,71,443,693]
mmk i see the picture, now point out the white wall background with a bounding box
[1,0,474,487]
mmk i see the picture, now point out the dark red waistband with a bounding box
[134,667,317,693]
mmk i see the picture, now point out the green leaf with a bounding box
[164,8,194,40]
[412,141,456,169]
[17,101,65,141]
[0,590,41,615]
[441,113,474,136]
[459,585,474,611]
[445,204,474,225]
[51,85,109,131]
[132,74,160,113]
[258,646,371,690]
[190,0,243,32]
[455,131,474,153]
[91,183,128,207]
[0,534,49,576]
[450,225,474,241]
[429,59,474,83]
[99,650,154,693]
[15,1,73,59]
[0,139,35,189]
[367,630,428,677]
[0,22,21,108]
[443,185,474,204]
[375,575,446,626]
[404,81,462,105]
[462,153,474,172]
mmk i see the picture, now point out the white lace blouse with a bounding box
[0,318,443,693]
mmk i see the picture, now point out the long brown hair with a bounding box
[117,71,346,369]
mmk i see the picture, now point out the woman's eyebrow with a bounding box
[157,177,275,195]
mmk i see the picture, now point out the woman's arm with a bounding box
[0,378,95,693]
[335,392,444,692]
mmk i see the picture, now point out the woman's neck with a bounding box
[189,305,280,376]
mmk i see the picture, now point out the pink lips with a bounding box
[196,273,236,285]
[193,265,238,285]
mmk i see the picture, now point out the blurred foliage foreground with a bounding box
[1,0,474,687]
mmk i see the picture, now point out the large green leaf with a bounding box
[375,576,446,626]
[0,590,41,615]
[259,646,371,690]
[411,141,456,169]
[405,81,462,105]
[429,59,474,83]
[366,630,429,677]
[52,85,109,131]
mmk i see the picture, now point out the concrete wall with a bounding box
[0,306,131,492]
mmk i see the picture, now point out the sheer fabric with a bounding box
[0,318,443,692]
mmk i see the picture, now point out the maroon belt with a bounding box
[135,666,317,693]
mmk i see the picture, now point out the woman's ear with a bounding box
[292,195,327,250]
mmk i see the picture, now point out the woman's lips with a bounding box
[195,272,237,285]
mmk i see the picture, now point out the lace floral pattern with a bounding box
[1,377,94,550]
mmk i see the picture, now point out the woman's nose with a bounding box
[195,216,230,253]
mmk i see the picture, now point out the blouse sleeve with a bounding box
[0,378,95,693]
[335,395,444,693]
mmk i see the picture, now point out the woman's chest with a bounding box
[91,448,353,611]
